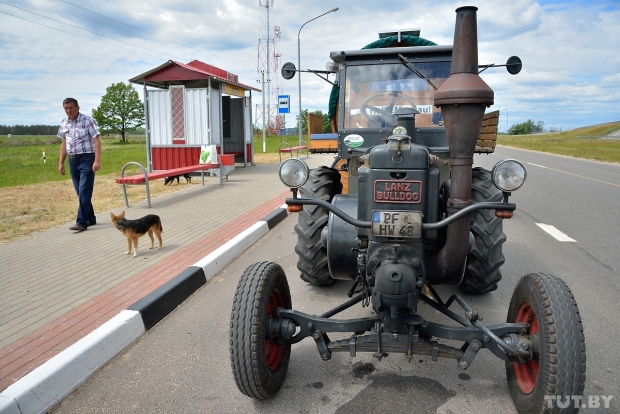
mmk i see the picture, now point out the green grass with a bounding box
[0,133,293,188]
[252,134,307,153]
[497,122,620,163]
[0,135,148,188]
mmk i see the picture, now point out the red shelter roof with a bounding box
[129,60,260,92]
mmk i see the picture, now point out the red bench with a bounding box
[278,141,308,162]
[116,155,233,207]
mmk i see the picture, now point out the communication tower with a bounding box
[256,0,283,134]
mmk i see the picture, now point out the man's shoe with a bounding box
[69,224,87,232]
[87,221,96,227]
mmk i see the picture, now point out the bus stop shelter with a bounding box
[130,60,260,170]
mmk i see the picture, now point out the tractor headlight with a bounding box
[279,158,309,188]
[492,159,527,192]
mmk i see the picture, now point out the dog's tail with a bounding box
[158,217,163,233]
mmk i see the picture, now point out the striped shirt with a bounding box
[57,113,100,155]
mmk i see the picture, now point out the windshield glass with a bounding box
[343,61,451,129]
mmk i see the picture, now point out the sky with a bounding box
[0,0,619,132]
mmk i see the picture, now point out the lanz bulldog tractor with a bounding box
[230,6,586,413]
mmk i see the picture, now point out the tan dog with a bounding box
[110,211,163,257]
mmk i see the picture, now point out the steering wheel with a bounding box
[361,91,418,128]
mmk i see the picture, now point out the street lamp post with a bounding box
[297,7,339,146]
[261,71,266,152]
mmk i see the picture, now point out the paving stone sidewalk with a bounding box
[0,153,335,391]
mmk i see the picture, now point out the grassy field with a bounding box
[0,135,149,188]
[497,122,620,163]
[0,133,307,188]
[0,125,617,243]
[0,134,292,242]
[252,133,309,153]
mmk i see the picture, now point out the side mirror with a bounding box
[281,62,297,80]
[506,56,522,75]
[478,56,523,75]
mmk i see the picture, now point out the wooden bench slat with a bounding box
[478,132,499,141]
[116,164,220,185]
[279,146,307,153]
[482,110,500,119]
[475,141,496,148]
[481,118,499,127]
[476,110,500,154]
[480,125,498,134]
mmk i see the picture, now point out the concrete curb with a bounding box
[0,205,289,414]
[129,266,208,330]
[0,311,144,414]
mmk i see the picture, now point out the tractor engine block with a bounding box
[367,243,424,332]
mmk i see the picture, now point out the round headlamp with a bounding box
[279,158,309,188]
[492,159,527,192]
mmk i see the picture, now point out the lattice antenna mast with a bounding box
[256,0,274,133]
[272,25,283,131]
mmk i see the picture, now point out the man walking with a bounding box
[57,98,101,232]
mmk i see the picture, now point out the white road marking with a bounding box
[536,223,577,242]
[526,162,547,169]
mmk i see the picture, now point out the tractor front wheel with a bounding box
[506,273,586,413]
[229,262,292,399]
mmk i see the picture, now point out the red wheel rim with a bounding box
[513,301,539,394]
[265,288,285,371]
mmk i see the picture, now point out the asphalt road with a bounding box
[52,146,620,414]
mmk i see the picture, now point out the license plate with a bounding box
[372,210,422,238]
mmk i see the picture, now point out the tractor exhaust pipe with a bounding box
[428,6,494,285]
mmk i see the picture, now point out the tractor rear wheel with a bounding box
[460,167,506,293]
[229,262,292,399]
[506,273,586,413]
[294,166,342,285]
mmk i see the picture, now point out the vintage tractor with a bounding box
[230,6,586,413]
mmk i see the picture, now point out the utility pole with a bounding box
[297,7,339,146]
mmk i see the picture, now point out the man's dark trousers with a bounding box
[69,153,96,227]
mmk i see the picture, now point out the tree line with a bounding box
[508,120,545,135]
[0,125,59,135]
[2,82,145,141]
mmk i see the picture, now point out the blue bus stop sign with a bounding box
[278,95,290,114]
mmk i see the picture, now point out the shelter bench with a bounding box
[278,141,308,162]
[116,160,229,208]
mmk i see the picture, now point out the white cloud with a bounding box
[0,0,618,131]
